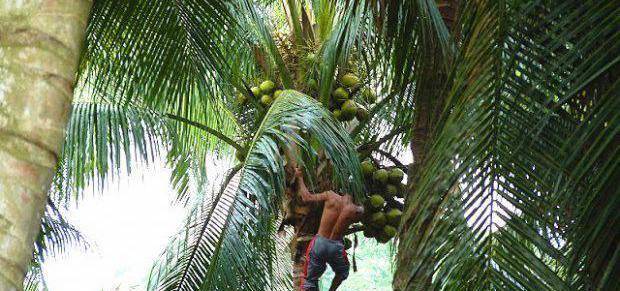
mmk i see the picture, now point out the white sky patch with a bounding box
[42,162,186,291]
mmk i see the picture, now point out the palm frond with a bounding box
[24,265,48,291]
[32,200,88,263]
[378,0,453,91]
[396,1,619,290]
[148,90,363,290]
[317,1,366,105]
[25,199,87,291]
[53,101,238,205]
[236,0,294,87]
[352,0,455,150]
[52,102,171,202]
[80,0,248,129]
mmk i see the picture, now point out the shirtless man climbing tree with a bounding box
[294,167,365,291]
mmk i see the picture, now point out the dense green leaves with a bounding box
[81,0,242,106]
[396,1,619,290]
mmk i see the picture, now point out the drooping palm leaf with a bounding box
[396,1,619,290]
[317,1,366,105]
[52,102,171,202]
[82,0,240,98]
[25,199,88,291]
[24,266,48,291]
[32,200,88,263]
[349,0,454,154]
[80,0,248,144]
[148,90,364,290]
[53,101,238,205]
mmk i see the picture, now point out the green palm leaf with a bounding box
[396,1,619,290]
[53,101,238,205]
[32,200,88,263]
[148,90,363,290]
[25,199,88,291]
[80,0,248,127]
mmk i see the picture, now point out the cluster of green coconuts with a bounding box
[360,159,404,243]
[235,71,377,126]
[329,73,376,123]
[236,80,283,108]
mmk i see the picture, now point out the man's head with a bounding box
[342,194,365,220]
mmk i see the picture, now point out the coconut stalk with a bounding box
[0,1,93,290]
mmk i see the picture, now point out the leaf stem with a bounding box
[164,113,244,152]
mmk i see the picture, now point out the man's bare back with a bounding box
[294,168,364,239]
[317,193,361,240]
[294,167,364,291]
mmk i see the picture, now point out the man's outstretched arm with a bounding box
[295,167,331,203]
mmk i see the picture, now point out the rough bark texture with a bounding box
[0,1,92,290]
[393,1,459,290]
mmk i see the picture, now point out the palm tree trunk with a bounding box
[393,1,459,290]
[0,1,92,290]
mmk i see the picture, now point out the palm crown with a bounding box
[25,1,618,291]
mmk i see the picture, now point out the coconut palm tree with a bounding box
[6,0,618,290]
[0,2,93,290]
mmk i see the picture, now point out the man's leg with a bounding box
[328,274,346,291]
[327,245,350,291]
[302,237,326,291]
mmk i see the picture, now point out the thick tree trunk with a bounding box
[0,1,92,290]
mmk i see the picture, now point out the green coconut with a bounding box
[341,73,360,88]
[389,168,405,184]
[332,109,342,120]
[273,90,283,99]
[395,184,406,198]
[373,169,389,185]
[333,87,350,102]
[383,225,397,238]
[362,88,377,103]
[250,86,261,97]
[386,209,402,226]
[260,95,273,106]
[371,212,387,227]
[306,52,316,63]
[386,184,398,197]
[363,228,374,238]
[369,194,385,209]
[341,100,357,118]
[361,160,375,177]
[339,109,355,121]
[363,226,379,238]
[235,93,248,105]
[259,80,276,94]
[356,107,369,121]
